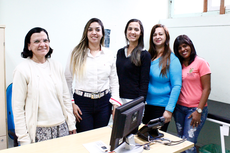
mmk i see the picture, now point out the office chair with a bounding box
[6,83,18,147]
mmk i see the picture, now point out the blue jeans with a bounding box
[74,93,112,133]
[173,104,208,153]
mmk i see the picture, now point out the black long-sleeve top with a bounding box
[116,47,151,100]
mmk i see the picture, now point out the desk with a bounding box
[0,126,193,153]
[207,100,230,153]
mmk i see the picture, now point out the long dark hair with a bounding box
[124,19,144,66]
[148,24,171,77]
[21,27,53,58]
[173,35,197,65]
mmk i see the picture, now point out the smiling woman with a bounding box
[116,19,151,105]
[142,24,182,132]
[28,31,50,63]
[65,18,122,133]
[173,35,211,153]
[12,27,76,146]
[87,22,103,49]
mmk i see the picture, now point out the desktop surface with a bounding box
[0,126,193,153]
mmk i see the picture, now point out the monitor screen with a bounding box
[110,96,145,151]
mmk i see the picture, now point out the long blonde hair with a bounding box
[70,18,105,78]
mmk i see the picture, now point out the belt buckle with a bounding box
[91,93,99,99]
[91,94,95,99]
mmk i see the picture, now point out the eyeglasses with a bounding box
[32,39,50,44]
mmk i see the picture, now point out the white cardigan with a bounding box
[12,58,76,145]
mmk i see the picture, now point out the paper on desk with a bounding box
[83,140,109,153]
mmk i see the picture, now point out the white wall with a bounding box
[160,14,230,149]
[0,0,169,87]
[160,14,230,104]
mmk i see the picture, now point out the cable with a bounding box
[152,137,187,146]
[125,137,187,150]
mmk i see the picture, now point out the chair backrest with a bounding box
[6,83,15,139]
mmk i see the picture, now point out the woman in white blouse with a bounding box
[65,18,121,133]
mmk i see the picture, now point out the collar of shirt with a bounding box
[124,46,146,58]
[86,46,106,58]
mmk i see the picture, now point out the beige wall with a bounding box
[0,26,7,150]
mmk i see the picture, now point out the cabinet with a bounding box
[0,26,7,149]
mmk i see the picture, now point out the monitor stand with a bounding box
[114,134,143,153]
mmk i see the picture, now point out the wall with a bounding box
[0,0,169,87]
[160,14,230,149]
[0,26,7,150]
[160,14,230,104]
[1,0,230,150]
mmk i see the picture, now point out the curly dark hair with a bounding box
[173,35,197,65]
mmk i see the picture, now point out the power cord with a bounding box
[155,138,187,146]
[125,137,187,150]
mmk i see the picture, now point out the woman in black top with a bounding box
[116,19,151,103]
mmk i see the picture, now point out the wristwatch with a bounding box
[196,108,202,113]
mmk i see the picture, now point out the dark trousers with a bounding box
[142,105,169,132]
[74,93,112,133]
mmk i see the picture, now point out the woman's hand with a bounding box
[72,103,82,122]
[69,129,77,135]
[163,110,173,123]
[188,110,201,128]
[188,73,210,128]
[112,104,118,120]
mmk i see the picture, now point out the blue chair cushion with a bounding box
[6,83,15,139]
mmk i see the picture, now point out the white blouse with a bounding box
[65,46,121,106]
[33,60,65,127]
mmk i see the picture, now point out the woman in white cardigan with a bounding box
[12,27,76,146]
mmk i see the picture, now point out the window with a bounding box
[169,0,230,18]
[169,0,204,18]
[208,0,230,11]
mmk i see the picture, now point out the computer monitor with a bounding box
[110,96,145,152]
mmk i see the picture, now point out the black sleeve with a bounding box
[139,51,151,100]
